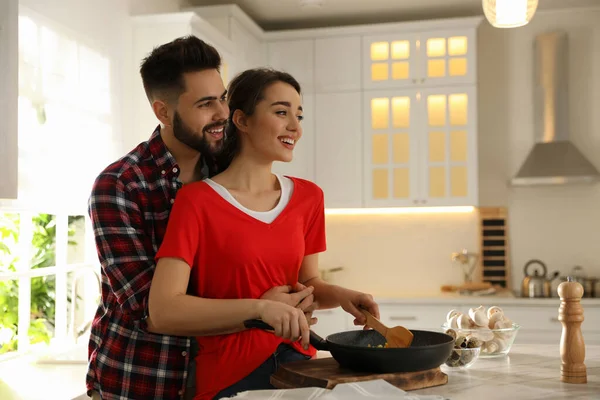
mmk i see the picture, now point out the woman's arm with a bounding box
[148,256,310,348]
[298,254,342,309]
[299,253,380,326]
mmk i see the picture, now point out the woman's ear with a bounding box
[232,109,249,133]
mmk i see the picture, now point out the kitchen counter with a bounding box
[407,343,600,399]
[2,344,598,399]
[373,294,600,307]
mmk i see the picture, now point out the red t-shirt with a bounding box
[155,176,326,400]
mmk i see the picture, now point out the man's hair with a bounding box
[139,35,222,104]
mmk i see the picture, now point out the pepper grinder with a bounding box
[557,276,587,384]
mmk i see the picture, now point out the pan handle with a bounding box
[243,319,329,352]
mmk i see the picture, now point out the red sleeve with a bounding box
[155,185,201,268]
[304,186,327,256]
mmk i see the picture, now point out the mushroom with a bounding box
[468,305,489,328]
[488,312,504,329]
[445,328,458,340]
[446,309,460,324]
[494,319,513,330]
[489,337,506,352]
[487,306,503,320]
[457,313,475,329]
[472,328,494,342]
[448,314,460,329]
[484,340,499,354]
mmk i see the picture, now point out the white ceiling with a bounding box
[186,0,599,30]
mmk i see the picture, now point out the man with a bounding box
[86,35,316,400]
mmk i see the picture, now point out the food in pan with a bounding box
[366,342,389,348]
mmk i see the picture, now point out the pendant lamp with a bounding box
[482,0,539,28]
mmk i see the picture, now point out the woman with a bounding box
[148,68,380,400]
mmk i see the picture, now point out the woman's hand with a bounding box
[260,283,318,326]
[257,300,311,350]
[337,288,380,328]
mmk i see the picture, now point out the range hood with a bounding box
[511,31,600,186]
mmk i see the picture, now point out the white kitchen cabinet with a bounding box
[315,36,362,93]
[417,86,478,206]
[316,299,600,347]
[130,13,236,149]
[267,39,315,94]
[192,5,266,78]
[312,308,348,338]
[230,20,265,73]
[495,305,600,346]
[191,6,484,209]
[315,92,363,208]
[272,94,315,181]
[0,0,19,200]
[378,304,459,331]
[371,299,600,347]
[362,28,477,90]
[363,85,478,207]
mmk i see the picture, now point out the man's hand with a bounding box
[337,288,380,328]
[261,283,318,326]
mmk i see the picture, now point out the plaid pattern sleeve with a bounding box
[89,173,154,320]
[86,127,192,400]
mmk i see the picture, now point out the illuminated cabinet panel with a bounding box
[419,86,478,206]
[418,30,476,86]
[363,29,476,89]
[363,90,419,207]
[362,34,420,90]
[363,86,477,207]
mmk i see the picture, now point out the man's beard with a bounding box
[172,111,226,158]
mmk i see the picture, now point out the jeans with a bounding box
[213,343,311,399]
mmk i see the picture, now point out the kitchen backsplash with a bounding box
[318,211,479,297]
[319,194,600,298]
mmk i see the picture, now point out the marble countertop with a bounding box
[372,293,600,306]
[411,343,600,400]
[1,344,598,399]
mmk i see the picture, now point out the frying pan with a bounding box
[244,320,454,373]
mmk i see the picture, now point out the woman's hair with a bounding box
[217,68,301,170]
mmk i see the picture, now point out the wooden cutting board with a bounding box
[271,357,448,391]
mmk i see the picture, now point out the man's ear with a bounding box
[151,100,172,126]
[232,109,249,133]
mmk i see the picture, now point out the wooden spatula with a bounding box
[360,309,414,348]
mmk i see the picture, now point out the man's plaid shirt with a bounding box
[86,126,199,399]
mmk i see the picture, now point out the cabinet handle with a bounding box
[390,316,417,321]
[420,78,426,83]
[412,78,418,84]
[550,317,560,323]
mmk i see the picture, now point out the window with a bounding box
[0,9,112,359]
